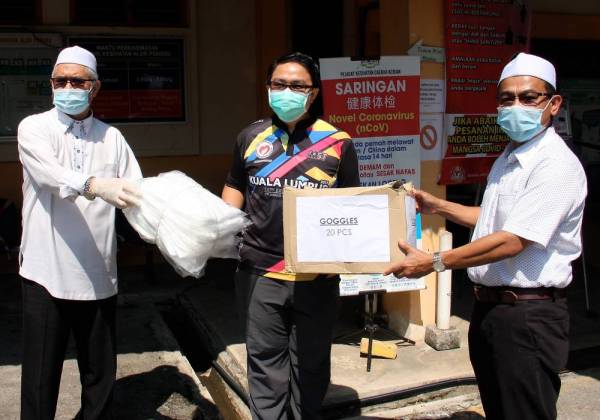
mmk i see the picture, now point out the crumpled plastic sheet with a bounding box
[123,171,250,278]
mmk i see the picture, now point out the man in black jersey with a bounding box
[222,52,360,419]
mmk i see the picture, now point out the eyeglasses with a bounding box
[497,91,552,108]
[50,77,95,89]
[268,81,314,93]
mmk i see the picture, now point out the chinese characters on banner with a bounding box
[319,57,421,187]
[440,0,531,184]
[319,57,424,295]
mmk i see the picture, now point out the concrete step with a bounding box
[178,281,478,419]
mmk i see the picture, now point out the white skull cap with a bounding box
[498,52,556,89]
[54,46,97,75]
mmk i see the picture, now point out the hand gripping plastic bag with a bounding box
[123,171,250,278]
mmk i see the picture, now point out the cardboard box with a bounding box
[283,181,415,274]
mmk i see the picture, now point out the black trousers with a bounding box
[235,270,339,420]
[21,278,117,420]
[468,297,569,420]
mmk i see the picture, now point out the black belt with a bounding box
[473,284,567,304]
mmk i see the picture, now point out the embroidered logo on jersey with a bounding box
[256,141,274,159]
[308,151,327,161]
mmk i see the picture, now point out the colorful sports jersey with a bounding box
[226,115,360,280]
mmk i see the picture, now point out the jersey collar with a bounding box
[272,113,317,134]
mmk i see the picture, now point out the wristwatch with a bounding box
[432,251,446,272]
[83,176,96,200]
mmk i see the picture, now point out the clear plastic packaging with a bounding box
[123,171,250,278]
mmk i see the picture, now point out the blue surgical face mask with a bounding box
[53,87,92,116]
[497,98,554,143]
[268,88,309,123]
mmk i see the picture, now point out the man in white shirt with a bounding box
[384,53,587,420]
[17,46,142,420]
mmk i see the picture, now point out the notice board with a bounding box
[0,33,61,138]
[440,0,530,184]
[69,37,185,123]
[319,56,421,188]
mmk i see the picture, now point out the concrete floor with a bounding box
[180,282,475,415]
[180,252,600,418]
[1,253,600,419]
[346,367,600,419]
[0,265,220,420]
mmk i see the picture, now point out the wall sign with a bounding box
[0,33,61,138]
[441,0,530,184]
[320,56,421,187]
[70,37,185,123]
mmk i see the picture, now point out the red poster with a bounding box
[69,37,185,123]
[440,114,510,184]
[321,75,420,138]
[441,0,530,184]
[445,0,530,114]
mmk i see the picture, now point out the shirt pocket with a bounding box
[92,163,118,178]
[494,193,516,231]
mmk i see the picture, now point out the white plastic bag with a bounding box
[123,171,250,278]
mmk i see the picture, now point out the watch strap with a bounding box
[83,176,96,200]
[433,251,446,272]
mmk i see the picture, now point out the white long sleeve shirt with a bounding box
[468,127,587,289]
[17,108,142,300]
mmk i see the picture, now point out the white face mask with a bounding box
[53,87,92,115]
[497,97,554,143]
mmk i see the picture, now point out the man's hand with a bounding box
[410,189,480,228]
[411,189,442,215]
[383,240,435,279]
[90,177,142,209]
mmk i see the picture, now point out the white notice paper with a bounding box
[339,273,426,296]
[296,195,390,263]
[420,79,445,113]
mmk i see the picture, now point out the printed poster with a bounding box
[420,79,445,114]
[441,114,510,184]
[445,0,530,114]
[69,37,185,122]
[441,0,530,184]
[0,33,61,138]
[319,56,424,293]
[320,56,421,187]
[420,113,444,162]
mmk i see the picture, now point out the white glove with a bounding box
[90,177,142,209]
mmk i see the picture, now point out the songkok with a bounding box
[498,52,556,89]
[54,46,97,75]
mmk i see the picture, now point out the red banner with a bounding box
[445,0,530,114]
[321,75,420,138]
[440,114,510,184]
[441,0,530,184]
[70,37,185,122]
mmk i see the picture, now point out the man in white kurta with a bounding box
[18,46,142,420]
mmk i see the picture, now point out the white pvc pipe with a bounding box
[436,230,453,330]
